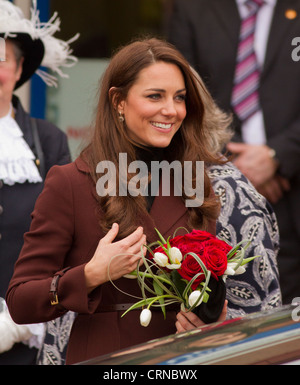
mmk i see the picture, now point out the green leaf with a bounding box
[227,239,251,260]
[171,270,186,297]
[240,255,261,265]
[231,246,245,270]
[121,298,155,317]
[186,252,209,276]
[172,226,189,238]
[140,254,177,297]
[155,228,167,245]
[182,272,204,301]
[153,280,166,319]
[202,291,210,303]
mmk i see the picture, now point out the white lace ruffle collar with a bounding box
[0,104,42,185]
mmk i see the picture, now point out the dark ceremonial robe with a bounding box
[0,95,70,365]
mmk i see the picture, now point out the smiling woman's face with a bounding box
[119,61,187,148]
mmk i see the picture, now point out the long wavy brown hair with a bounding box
[81,37,232,239]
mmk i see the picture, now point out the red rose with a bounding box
[152,230,232,288]
[202,244,228,280]
[170,230,215,256]
[177,252,207,290]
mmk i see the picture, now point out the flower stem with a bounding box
[147,294,183,309]
[128,270,172,285]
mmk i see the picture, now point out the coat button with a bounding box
[0,206,3,215]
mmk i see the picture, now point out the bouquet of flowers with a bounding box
[121,228,260,326]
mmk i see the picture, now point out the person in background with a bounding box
[168,0,300,304]
[6,37,280,365]
[0,0,78,364]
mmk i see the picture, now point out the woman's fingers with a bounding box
[175,320,185,334]
[175,309,203,333]
[175,300,228,333]
[85,225,147,291]
[119,226,145,249]
[128,234,147,257]
[100,223,119,245]
[99,225,146,257]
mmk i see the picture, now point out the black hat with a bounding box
[0,0,79,88]
[0,33,44,89]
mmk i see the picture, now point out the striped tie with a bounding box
[231,0,263,121]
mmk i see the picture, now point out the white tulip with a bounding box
[224,262,246,276]
[188,290,203,307]
[153,252,168,267]
[224,266,235,276]
[235,265,246,274]
[166,263,182,269]
[140,308,152,327]
[168,247,183,265]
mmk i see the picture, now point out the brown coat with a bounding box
[6,157,213,364]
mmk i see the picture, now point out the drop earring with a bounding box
[118,111,124,122]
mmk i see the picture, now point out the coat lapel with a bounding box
[148,190,188,243]
[13,95,34,148]
[140,176,189,244]
[262,0,300,77]
[145,183,217,243]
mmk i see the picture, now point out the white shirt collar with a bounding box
[0,104,42,185]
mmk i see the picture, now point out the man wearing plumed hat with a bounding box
[0,0,78,364]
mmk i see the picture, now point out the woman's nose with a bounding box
[161,99,177,116]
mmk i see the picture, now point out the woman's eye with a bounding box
[146,93,186,101]
[175,94,186,102]
[147,93,161,100]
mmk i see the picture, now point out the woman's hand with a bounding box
[175,300,227,333]
[84,223,146,293]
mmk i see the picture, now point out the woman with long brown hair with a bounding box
[83,38,230,238]
[6,38,280,364]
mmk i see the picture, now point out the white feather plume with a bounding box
[0,0,79,86]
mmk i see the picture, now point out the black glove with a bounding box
[193,277,226,324]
